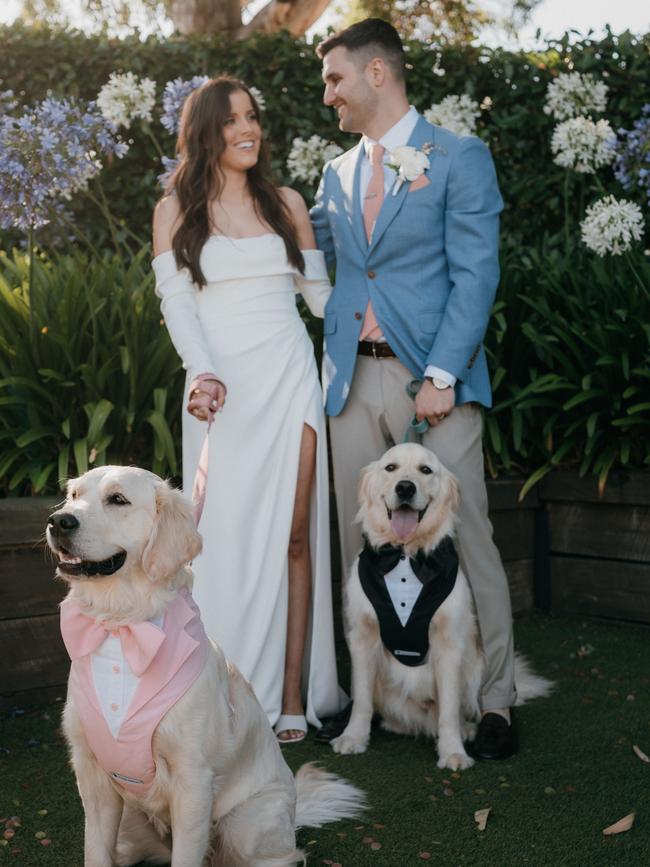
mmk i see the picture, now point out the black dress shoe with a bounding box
[314,701,354,743]
[473,710,518,760]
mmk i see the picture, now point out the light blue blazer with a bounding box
[310,114,503,417]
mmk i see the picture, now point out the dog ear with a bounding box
[142,482,202,582]
[442,468,461,516]
[357,463,374,510]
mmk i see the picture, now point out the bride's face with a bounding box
[218,90,261,173]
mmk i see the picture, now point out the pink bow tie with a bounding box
[60,599,166,677]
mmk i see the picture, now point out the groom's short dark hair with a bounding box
[317,18,406,84]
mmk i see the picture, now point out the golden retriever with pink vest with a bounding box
[47,466,364,867]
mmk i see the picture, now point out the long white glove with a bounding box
[294,249,332,318]
[152,251,217,381]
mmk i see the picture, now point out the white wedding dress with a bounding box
[152,234,346,728]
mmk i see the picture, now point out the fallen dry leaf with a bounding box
[418,853,432,860]
[474,808,491,832]
[603,812,635,836]
[632,745,649,763]
[370,842,382,850]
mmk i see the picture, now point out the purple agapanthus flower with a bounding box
[160,76,209,136]
[613,105,650,205]
[157,155,179,190]
[0,88,18,117]
[0,96,128,231]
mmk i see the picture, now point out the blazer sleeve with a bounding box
[294,249,332,318]
[152,251,217,382]
[425,137,503,381]
[310,163,337,270]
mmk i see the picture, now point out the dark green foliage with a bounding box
[0,247,184,494]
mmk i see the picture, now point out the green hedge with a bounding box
[1,23,649,246]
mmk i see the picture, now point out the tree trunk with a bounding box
[238,0,331,36]
[169,0,242,35]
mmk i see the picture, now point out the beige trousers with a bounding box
[329,355,516,710]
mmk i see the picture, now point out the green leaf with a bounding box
[73,438,89,475]
[86,399,114,445]
[519,464,552,502]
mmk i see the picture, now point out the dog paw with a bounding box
[331,732,369,755]
[437,751,474,771]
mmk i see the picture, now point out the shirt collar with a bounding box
[363,106,419,160]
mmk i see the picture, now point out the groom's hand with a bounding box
[415,380,455,427]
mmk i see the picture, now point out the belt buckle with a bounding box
[371,342,378,360]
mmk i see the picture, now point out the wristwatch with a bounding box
[427,377,452,390]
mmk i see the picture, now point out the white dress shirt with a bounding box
[90,612,164,737]
[384,556,424,627]
[360,106,456,389]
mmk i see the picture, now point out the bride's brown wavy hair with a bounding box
[167,76,304,287]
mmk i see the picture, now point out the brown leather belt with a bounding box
[357,340,397,359]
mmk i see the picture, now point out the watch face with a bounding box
[433,378,449,390]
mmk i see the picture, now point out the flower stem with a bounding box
[563,171,571,257]
[625,251,649,297]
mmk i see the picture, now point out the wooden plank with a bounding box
[540,471,650,506]
[504,559,534,614]
[491,509,536,562]
[0,497,59,547]
[0,614,69,696]
[549,503,650,561]
[0,547,66,620]
[487,478,539,511]
[551,556,650,623]
[0,684,67,713]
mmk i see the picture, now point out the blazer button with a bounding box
[367,270,376,279]
[354,311,362,320]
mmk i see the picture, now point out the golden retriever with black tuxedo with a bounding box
[47,466,364,867]
[332,443,550,771]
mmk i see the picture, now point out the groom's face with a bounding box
[322,46,377,135]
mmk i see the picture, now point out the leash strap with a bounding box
[187,374,222,527]
[403,379,430,444]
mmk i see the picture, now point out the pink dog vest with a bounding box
[60,588,209,794]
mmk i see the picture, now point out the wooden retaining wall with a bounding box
[1,471,648,710]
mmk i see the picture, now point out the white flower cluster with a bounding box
[580,195,645,256]
[544,72,609,121]
[286,135,343,184]
[248,86,266,111]
[97,71,156,130]
[424,94,480,137]
[551,117,616,174]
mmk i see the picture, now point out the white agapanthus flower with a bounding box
[551,117,616,173]
[248,86,266,111]
[544,72,609,121]
[580,195,645,256]
[424,94,480,137]
[97,71,156,129]
[286,135,343,185]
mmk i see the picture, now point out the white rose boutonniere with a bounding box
[387,143,433,194]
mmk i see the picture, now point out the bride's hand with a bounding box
[187,376,227,421]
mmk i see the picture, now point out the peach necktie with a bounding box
[360,142,385,342]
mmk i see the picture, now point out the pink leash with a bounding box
[187,374,221,527]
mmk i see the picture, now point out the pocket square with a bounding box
[408,175,430,193]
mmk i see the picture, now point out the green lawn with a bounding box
[1,614,649,866]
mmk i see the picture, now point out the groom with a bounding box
[311,18,517,759]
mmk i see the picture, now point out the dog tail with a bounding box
[294,762,367,829]
[513,652,554,704]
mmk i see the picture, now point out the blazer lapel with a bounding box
[369,115,437,253]
[338,142,367,256]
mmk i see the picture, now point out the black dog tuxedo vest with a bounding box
[358,536,459,667]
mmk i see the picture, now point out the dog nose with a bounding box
[48,512,80,534]
[395,480,416,501]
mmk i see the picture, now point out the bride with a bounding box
[152,76,345,742]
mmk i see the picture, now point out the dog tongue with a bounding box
[390,507,419,542]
